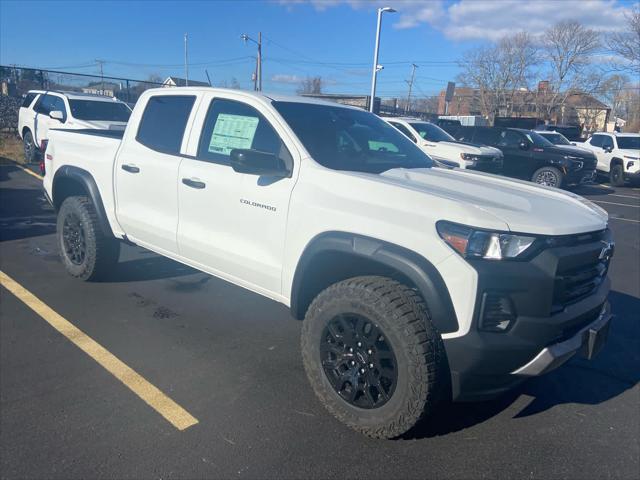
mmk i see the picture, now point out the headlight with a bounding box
[436,221,537,260]
[460,153,479,162]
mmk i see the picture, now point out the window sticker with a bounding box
[368,140,399,152]
[208,114,259,155]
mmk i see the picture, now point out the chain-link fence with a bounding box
[0,66,164,132]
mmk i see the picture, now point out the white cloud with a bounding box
[278,0,632,41]
[271,74,304,84]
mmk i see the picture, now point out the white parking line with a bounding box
[594,200,640,208]
[607,194,640,200]
[609,217,640,224]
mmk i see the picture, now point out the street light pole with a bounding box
[184,33,189,86]
[369,7,395,112]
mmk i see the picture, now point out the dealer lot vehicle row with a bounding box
[0,164,638,479]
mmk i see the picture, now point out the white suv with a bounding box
[18,90,131,163]
[383,117,503,173]
[581,132,640,186]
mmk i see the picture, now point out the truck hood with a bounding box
[618,148,640,159]
[542,144,595,159]
[379,167,608,235]
[444,141,503,156]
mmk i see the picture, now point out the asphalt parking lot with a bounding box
[1,162,638,479]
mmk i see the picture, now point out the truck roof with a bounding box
[27,89,125,102]
[142,87,362,110]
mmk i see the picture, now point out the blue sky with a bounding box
[0,0,635,98]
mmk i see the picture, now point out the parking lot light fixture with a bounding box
[369,6,396,112]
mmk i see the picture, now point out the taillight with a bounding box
[40,139,48,152]
[39,161,45,175]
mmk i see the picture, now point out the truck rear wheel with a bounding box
[57,196,120,281]
[301,276,447,439]
[23,131,37,163]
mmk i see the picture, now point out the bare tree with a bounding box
[297,76,323,95]
[457,32,538,119]
[606,6,640,75]
[600,74,630,119]
[541,21,601,122]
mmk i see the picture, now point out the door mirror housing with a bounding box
[229,149,289,177]
[603,145,613,153]
[49,110,64,122]
[519,141,529,150]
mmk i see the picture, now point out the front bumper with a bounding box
[443,229,613,401]
[511,302,610,376]
[565,168,596,185]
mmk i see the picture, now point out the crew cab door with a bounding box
[115,94,197,254]
[177,94,298,297]
[589,134,614,172]
[33,94,67,145]
[496,129,532,179]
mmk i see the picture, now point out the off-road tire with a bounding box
[609,164,625,187]
[57,196,120,281]
[23,131,37,163]
[301,276,447,439]
[532,166,564,188]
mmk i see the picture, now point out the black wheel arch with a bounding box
[290,232,459,334]
[610,157,623,167]
[52,165,114,238]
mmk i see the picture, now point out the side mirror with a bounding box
[603,146,613,153]
[49,110,64,122]
[229,149,289,177]
[519,141,529,150]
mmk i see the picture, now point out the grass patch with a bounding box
[0,134,24,164]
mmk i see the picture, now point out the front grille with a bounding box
[551,229,612,310]
[554,261,606,305]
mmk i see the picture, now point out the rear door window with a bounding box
[388,122,417,142]
[22,93,38,108]
[136,95,196,154]
[497,130,522,148]
[472,128,500,146]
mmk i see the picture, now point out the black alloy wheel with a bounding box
[320,313,397,409]
[62,212,86,265]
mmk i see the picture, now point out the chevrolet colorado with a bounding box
[44,88,613,438]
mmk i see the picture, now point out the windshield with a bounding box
[272,102,433,173]
[542,132,571,145]
[409,122,455,142]
[525,130,554,147]
[617,136,640,150]
[69,100,131,122]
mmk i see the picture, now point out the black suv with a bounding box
[451,127,597,188]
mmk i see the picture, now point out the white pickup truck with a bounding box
[18,90,131,164]
[44,88,613,438]
[579,132,640,186]
[382,117,503,172]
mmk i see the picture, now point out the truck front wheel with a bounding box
[301,276,447,438]
[57,196,120,281]
[609,164,625,187]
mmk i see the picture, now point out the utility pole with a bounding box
[241,33,262,91]
[405,63,418,114]
[95,59,105,94]
[257,32,262,92]
[184,33,189,86]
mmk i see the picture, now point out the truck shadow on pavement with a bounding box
[99,254,199,283]
[406,290,640,440]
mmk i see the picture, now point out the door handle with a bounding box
[182,178,206,189]
[121,164,140,173]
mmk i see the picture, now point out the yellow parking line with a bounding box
[0,161,43,180]
[0,271,198,431]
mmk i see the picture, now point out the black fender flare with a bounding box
[52,165,114,237]
[290,232,459,334]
